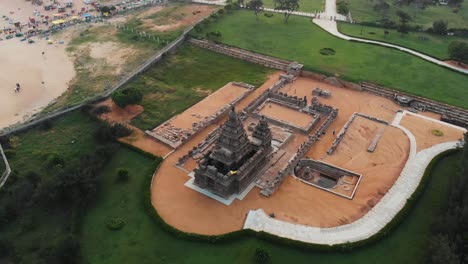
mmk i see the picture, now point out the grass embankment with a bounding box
[262,0,324,12]
[124,43,273,130]
[347,0,468,29]
[195,10,468,109]
[46,3,214,112]
[338,22,468,59]
[80,144,461,263]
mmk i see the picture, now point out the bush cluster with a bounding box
[111,87,143,108]
[106,217,126,231]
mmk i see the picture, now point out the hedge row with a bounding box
[143,148,460,251]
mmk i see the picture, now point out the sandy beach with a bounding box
[0,0,82,129]
[0,35,75,129]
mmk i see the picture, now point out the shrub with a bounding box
[448,41,468,63]
[111,87,143,108]
[264,12,274,17]
[432,20,448,35]
[337,0,349,15]
[319,48,336,55]
[94,122,132,142]
[106,217,126,230]
[117,168,130,182]
[431,129,444,137]
[91,105,111,116]
[46,153,65,168]
[254,248,272,264]
[206,31,222,41]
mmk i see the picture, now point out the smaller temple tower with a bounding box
[251,116,272,150]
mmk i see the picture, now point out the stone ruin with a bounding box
[312,87,332,98]
[293,159,362,199]
[193,108,273,199]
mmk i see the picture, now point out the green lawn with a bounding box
[261,0,324,12]
[6,112,98,178]
[0,111,100,263]
[338,22,468,59]
[126,43,273,130]
[80,143,461,263]
[348,0,468,29]
[195,10,468,109]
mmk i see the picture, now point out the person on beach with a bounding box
[15,83,21,93]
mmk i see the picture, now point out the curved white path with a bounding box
[313,0,468,74]
[244,139,462,245]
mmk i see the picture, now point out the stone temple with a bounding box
[194,107,272,198]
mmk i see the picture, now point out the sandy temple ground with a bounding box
[150,72,465,235]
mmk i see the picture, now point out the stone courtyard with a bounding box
[150,69,466,236]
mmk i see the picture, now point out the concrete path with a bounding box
[244,138,463,245]
[313,0,468,74]
[0,144,12,189]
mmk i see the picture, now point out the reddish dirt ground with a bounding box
[445,60,468,70]
[258,101,316,129]
[96,99,172,157]
[150,73,460,235]
[400,113,464,152]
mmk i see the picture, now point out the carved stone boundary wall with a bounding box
[327,113,389,155]
[188,38,292,70]
[252,99,320,134]
[147,81,255,149]
[270,92,307,108]
[360,82,468,127]
[261,109,338,197]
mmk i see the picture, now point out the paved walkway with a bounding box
[0,144,12,189]
[243,137,463,245]
[313,0,468,74]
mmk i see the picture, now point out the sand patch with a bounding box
[88,41,138,75]
[400,113,464,152]
[98,99,144,124]
[141,4,218,32]
[445,60,468,70]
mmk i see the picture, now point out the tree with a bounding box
[396,10,411,35]
[247,0,264,21]
[254,248,272,264]
[274,0,299,23]
[111,87,143,108]
[448,41,468,63]
[428,235,460,264]
[117,168,129,182]
[337,0,349,15]
[384,30,389,38]
[373,0,390,15]
[432,20,448,35]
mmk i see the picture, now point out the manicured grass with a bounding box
[348,0,468,29]
[196,10,468,109]
[338,22,468,59]
[261,0,324,12]
[126,43,273,130]
[80,143,461,263]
